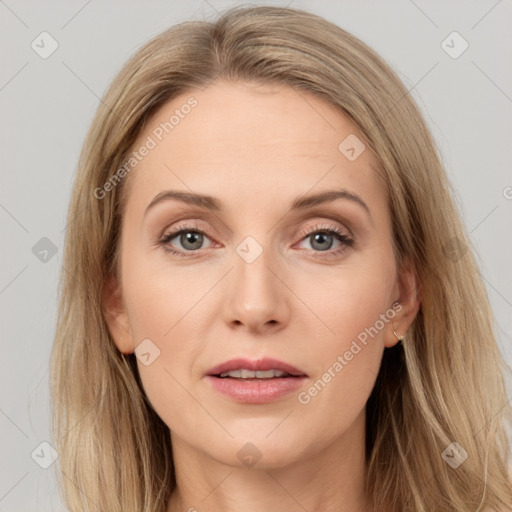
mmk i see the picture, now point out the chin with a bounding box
[205,424,314,470]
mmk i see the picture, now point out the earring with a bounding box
[393,330,406,343]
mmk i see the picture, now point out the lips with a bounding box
[205,357,307,378]
[204,357,308,404]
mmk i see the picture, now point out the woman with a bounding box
[49,5,512,511]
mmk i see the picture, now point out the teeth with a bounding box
[219,369,289,379]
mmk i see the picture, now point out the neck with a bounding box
[167,409,372,512]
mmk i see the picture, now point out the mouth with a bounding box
[215,369,297,379]
[206,357,307,378]
[205,357,308,404]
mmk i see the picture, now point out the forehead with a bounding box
[122,79,385,216]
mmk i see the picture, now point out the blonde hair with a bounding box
[49,5,512,511]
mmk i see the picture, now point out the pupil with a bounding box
[182,231,203,250]
[311,232,333,251]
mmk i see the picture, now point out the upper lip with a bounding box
[206,357,307,377]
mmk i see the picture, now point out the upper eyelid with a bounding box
[154,204,361,233]
[163,218,348,235]
[298,221,351,236]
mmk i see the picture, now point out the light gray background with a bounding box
[1,1,511,509]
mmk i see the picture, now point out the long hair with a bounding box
[49,5,512,511]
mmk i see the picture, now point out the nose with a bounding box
[222,242,291,335]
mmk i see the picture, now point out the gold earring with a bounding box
[393,330,406,343]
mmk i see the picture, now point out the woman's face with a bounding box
[105,80,416,469]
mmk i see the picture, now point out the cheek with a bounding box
[291,256,395,416]
[121,261,212,430]
[295,254,396,351]
[120,241,232,415]
[120,230,219,345]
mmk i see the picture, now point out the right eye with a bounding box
[158,223,216,257]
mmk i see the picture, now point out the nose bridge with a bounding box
[224,233,289,331]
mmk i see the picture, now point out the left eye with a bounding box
[297,227,353,253]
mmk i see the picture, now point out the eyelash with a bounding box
[157,221,354,258]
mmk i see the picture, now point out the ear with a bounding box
[103,272,135,354]
[385,258,422,348]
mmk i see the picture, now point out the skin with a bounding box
[104,80,420,512]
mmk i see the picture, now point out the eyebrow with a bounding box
[144,188,372,221]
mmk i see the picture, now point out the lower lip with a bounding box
[205,375,307,404]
